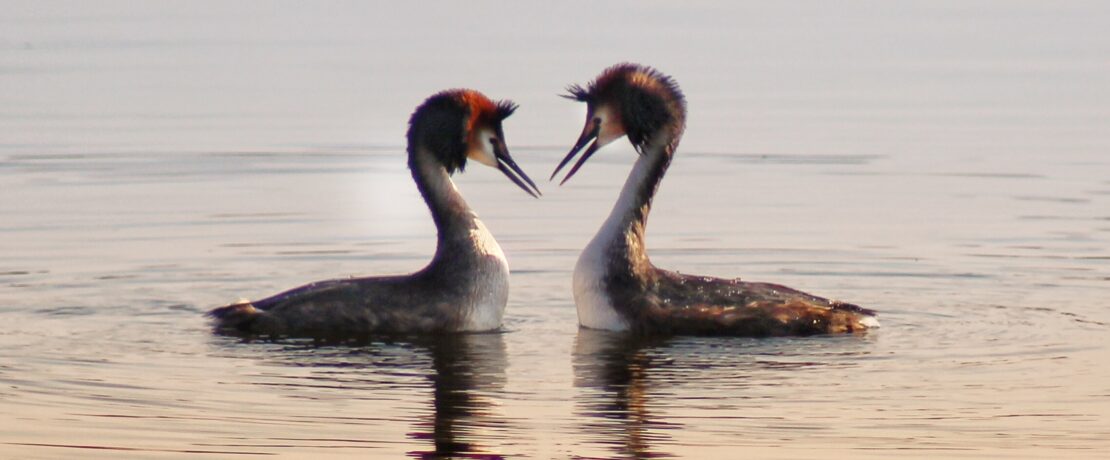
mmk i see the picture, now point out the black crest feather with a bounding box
[495,100,518,121]
[562,84,591,102]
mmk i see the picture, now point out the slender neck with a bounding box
[595,126,683,271]
[409,148,479,262]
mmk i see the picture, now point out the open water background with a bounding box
[2,2,1108,458]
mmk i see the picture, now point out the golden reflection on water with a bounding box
[216,334,511,459]
[571,330,882,459]
[574,331,674,459]
[411,334,508,459]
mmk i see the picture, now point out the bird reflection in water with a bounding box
[222,333,508,459]
[407,333,508,459]
[573,329,677,459]
[572,330,876,458]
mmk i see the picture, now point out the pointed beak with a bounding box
[551,117,602,185]
[492,138,541,198]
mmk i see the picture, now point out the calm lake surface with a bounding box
[2,2,1109,458]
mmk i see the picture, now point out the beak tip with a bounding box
[492,145,542,199]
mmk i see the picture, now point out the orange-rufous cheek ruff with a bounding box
[458,90,498,135]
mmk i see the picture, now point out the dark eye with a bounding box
[593,117,602,125]
[488,137,498,146]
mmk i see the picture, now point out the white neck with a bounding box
[591,150,656,255]
[572,139,672,331]
[410,148,508,331]
[411,149,491,257]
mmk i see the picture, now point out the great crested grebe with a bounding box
[209,89,540,338]
[553,63,878,336]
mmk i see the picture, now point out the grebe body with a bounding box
[554,64,878,336]
[209,90,539,338]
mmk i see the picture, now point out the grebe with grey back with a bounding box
[553,63,878,336]
[209,89,540,338]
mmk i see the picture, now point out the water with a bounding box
[2,2,1109,458]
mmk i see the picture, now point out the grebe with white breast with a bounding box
[553,63,878,336]
[210,89,540,338]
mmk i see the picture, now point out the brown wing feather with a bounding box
[209,272,466,338]
[630,269,875,336]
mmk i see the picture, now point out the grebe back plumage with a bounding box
[554,63,878,336]
[209,89,540,338]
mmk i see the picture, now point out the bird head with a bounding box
[408,89,540,197]
[552,63,686,184]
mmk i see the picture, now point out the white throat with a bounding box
[572,150,658,332]
[414,148,509,332]
[462,218,509,331]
